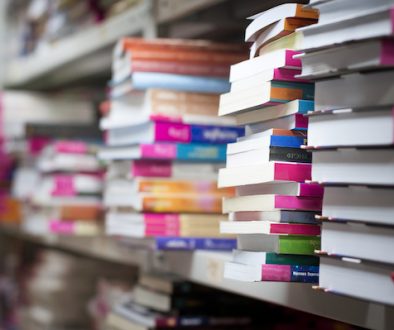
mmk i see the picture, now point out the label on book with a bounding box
[155,237,236,250]
[278,235,321,255]
[261,265,319,282]
[269,146,312,163]
[52,175,75,196]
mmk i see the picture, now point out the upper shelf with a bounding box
[2,0,230,89]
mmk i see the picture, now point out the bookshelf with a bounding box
[1,1,393,329]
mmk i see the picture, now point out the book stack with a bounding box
[217,3,322,282]
[298,0,394,305]
[0,90,102,236]
[105,272,255,330]
[99,38,247,251]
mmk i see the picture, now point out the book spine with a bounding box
[155,237,236,250]
[60,205,101,220]
[299,183,324,197]
[154,122,191,143]
[131,59,230,77]
[265,253,319,266]
[150,101,220,117]
[280,211,319,224]
[54,141,89,154]
[150,89,219,104]
[132,72,230,94]
[270,223,321,236]
[51,175,75,197]
[275,195,322,211]
[269,146,312,163]
[381,39,394,65]
[145,227,180,237]
[273,163,312,182]
[272,81,315,100]
[131,160,173,177]
[294,113,309,129]
[270,135,306,148]
[261,264,319,282]
[284,50,302,68]
[140,143,226,162]
[270,86,304,103]
[278,235,321,255]
[137,179,222,195]
[142,196,222,213]
[273,68,309,83]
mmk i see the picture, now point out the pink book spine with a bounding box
[270,223,321,236]
[295,113,309,128]
[261,264,291,281]
[285,50,302,68]
[52,175,75,196]
[144,213,180,227]
[145,227,180,237]
[380,39,394,65]
[273,68,309,83]
[49,220,74,234]
[150,114,183,123]
[55,141,88,154]
[274,163,311,182]
[154,122,191,143]
[299,183,324,197]
[28,137,51,155]
[141,143,177,159]
[132,160,173,177]
[275,195,322,211]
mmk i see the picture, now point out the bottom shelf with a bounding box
[1,226,393,330]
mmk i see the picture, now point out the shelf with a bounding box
[1,225,393,329]
[159,250,394,330]
[3,0,153,88]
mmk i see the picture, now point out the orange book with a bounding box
[0,197,21,223]
[271,86,304,101]
[150,89,219,105]
[59,205,102,220]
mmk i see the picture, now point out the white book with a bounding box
[322,185,394,226]
[37,154,101,173]
[229,49,300,82]
[245,4,317,42]
[312,148,394,185]
[314,0,394,26]
[236,182,313,197]
[247,114,305,133]
[308,107,394,147]
[299,6,394,51]
[297,39,394,79]
[315,70,394,111]
[321,221,394,264]
[223,262,263,282]
[319,256,394,305]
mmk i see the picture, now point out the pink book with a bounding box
[132,160,173,177]
[275,195,322,211]
[269,223,320,236]
[274,163,311,182]
[54,140,89,154]
[51,175,75,197]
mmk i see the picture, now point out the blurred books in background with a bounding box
[99,38,247,251]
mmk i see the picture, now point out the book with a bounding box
[226,146,311,167]
[232,250,319,266]
[223,195,322,213]
[98,143,226,162]
[258,31,304,56]
[25,123,100,140]
[107,160,220,180]
[234,99,314,126]
[311,148,394,185]
[224,262,319,283]
[229,210,319,224]
[250,17,318,57]
[48,220,100,236]
[297,39,394,79]
[321,185,394,226]
[229,49,301,82]
[221,221,321,235]
[246,113,308,133]
[105,178,232,196]
[104,193,223,213]
[58,204,102,221]
[218,162,311,188]
[307,107,394,148]
[237,234,320,255]
[236,182,323,198]
[245,4,318,42]
[46,174,102,197]
[105,120,244,146]
[111,72,231,97]
[155,237,236,251]
[321,220,394,264]
[299,5,394,51]
[219,81,314,116]
[314,70,394,111]
[37,152,102,173]
[319,255,394,305]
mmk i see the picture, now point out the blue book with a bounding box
[289,265,319,283]
[155,237,237,251]
[176,143,226,162]
[190,124,244,144]
[270,135,306,148]
[132,72,231,94]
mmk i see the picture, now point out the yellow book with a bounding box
[259,31,304,56]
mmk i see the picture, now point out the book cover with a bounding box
[279,235,320,255]
[261,264,319,282]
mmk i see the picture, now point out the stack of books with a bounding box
[99,38,247,251]
[22,139,104,236]
[217,2,322,282]
[299,0,394,305]
[105,272,255,330]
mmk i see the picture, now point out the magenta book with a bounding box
[273,163,312,182]
[274,195,322,211]
[269,223,321,236]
